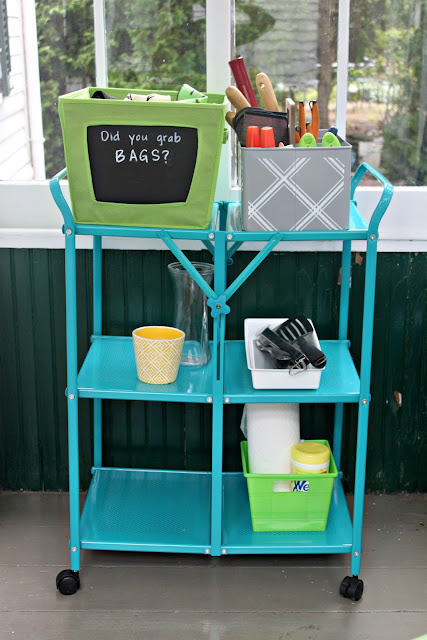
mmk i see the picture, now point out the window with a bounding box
[235,0,337,126]
[105,0,207,92]
[0,1,426,198]
[347,0,427,186]
[35,0,95,177]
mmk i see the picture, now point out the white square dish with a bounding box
[244,318,325,390]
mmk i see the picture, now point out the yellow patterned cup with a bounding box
[132,326,185,384]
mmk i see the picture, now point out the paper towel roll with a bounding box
[241,403,300,492]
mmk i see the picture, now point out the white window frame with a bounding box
[0,0,426,251]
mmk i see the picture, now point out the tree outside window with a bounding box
[33,0,427,185]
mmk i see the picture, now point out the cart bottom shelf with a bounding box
[78,468,353,556]
[222,473,353,554]
[80,468,211,553]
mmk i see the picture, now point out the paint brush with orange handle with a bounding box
[310,100,319,141]
[286,98,296,145]
[298,102,306,137]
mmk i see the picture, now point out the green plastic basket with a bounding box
[58,87,227,228]
[241,439,338,532]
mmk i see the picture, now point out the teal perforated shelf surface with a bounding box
[222,474,353,553]
[78,336,214,401]
[224,340,360,402]
[80,468,211,552]
[77,337,360,403]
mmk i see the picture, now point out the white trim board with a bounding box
[0,182,426,252]
[0,225,425,252]
[0,228,425,252]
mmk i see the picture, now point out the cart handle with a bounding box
[49,168,74,230]
[350,162,394,236]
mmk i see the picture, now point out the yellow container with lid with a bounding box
[291,441,330,474]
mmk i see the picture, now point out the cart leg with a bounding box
[338,239,352,341]
[56,228,81,595]
[342,234,378,601]
[210,231,227,557]
[340,396,370,603]
[93,236,103,468]
[332,403,344,470]
[211,400,224,556]
[351,403,370,578]
[68,394,81,573]
[334,240,352,470]
[93,235,102,336]
[93,399,102,467]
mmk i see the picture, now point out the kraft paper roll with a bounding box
[125,93,172,102]
[241,403,300,492]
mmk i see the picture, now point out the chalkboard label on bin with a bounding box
[87,125,198,204]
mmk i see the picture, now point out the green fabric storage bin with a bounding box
[241,439,338,532]
[58,87,227,228]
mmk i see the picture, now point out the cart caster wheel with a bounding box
[56,569,80,595]
[340,575,363,601]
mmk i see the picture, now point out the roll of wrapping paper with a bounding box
[176,83,207,101]
[229,57,258,107]
[178,97,208,103]
[124,93,171,102]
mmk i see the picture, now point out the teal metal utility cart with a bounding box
[50,162,393,600]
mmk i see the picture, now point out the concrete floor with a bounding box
[0,491,426,640]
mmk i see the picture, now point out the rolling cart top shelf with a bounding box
[50,162,393,242]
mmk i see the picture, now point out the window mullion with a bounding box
[0,0,11,96]
[206,0,233,199]
[206,0,232,93]
[94,0,107,86]
[336,0,350,137]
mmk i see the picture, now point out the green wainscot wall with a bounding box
[0,249,425,493]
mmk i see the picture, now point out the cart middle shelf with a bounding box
[77,336,361,403]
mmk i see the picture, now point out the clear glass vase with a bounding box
[168,261,214,366]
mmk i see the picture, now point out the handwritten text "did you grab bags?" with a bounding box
[99,129,184,164]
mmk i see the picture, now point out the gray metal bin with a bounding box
[241,131,351,231]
